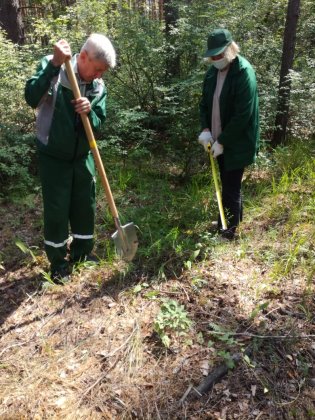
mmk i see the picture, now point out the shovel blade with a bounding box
[111,222,138,261]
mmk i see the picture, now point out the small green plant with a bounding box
[249,301,269,320]
[243,354,256,368]
[133,282,149,294]
[154,299,192,348]
[0,253,4,271]
[144,290,159,300]
[39,269,56,286]
[184,247,201,270]
[217,350,235,369]
[191,277,208,293]
[209,322,239,346]
[15,239,38,263]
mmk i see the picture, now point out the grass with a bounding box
[0,139,314,418]
[94,139,315,286]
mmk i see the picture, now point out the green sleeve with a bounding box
[25,56,60,109]
[88,86,107,132]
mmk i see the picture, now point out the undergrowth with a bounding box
[92,139,315,286]
[1,139,314,418]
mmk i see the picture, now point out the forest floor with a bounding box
[0,170,315,419]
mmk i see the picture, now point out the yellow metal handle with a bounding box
[208,145,227,230]
[65,59,119,219]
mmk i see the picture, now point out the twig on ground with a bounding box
[104,323,138,358]
[79,356,120,401]
[203,330,315,340]
[155,402,162,420]
[0,341,29,357]
[178,383,199,405]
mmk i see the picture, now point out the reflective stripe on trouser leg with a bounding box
[39,152,72,272]
[69,153,96,261]
[44,237,69,272]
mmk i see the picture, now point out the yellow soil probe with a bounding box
[208,144,227,230]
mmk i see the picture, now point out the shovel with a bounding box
[208,145,227,230]
[65,59,138,261]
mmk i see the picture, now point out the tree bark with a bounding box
[272,0,300,147]
[164,0,180,78]
[0,0,25,44]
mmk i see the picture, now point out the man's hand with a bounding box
[71,97,91,115]
[211,141,224,158]
[51,39,71,67]
[198,129,214,152]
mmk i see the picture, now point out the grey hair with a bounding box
[81,33,116,68]
[224,41,240,62]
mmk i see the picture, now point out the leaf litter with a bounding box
[0,199,314,419]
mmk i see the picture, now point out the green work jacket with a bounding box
[25,55,107,161]
[200,55,259,170]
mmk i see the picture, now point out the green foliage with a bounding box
[209,322,239,347]
[8,0,314,179]
[217,350,235,369]
[0,31,28,126]
[112,10,166,111]
[0,130,36,198]
[0,31,38,197]
[101,103,156,155]
[154,298,192,347]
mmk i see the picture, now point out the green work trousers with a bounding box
[38,151,96,272]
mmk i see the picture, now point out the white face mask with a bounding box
[212,56,229,70]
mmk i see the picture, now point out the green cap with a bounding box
[205,28,232,57]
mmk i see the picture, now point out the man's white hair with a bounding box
[81,33,116,68]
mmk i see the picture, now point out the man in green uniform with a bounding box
[198,28,259,239]
[25,34,116,282]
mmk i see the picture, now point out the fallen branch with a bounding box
[179,346,252,403]
[207,331,315,340]
[195,351,247,396]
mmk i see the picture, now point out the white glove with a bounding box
[211,141,224,158]
[198,130,214,152]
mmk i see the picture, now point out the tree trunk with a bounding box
[0,0,25,44]
[159,0,164,20]
[272,0,300,147]
[164,0,180,79]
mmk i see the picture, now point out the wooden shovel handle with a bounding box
[65,59,119,219]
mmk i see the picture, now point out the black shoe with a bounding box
[51,267,71,284]
[220,228,235,240]
[84,255,99,264]
[71,254,99,265]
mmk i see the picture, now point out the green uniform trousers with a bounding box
[38,151,96,272]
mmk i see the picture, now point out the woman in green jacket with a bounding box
[198,28,259,239]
